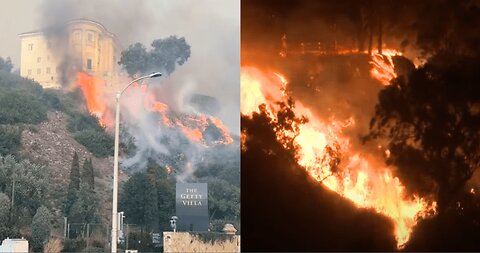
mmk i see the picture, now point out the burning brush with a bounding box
[241,61,437,248]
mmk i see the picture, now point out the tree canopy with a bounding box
[0,57,12,73]
[118,36,191,77]
[31,205,51,250]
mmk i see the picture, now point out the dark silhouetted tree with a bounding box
[120,172,159,231]
[368,55,480,212]
[81,158,94,190]
[146,161,175,231]
[64,152,80,216]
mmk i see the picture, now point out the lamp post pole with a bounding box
[111,72,162,253]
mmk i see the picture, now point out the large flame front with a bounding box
[75,71,233,146]
[241,66,436,248]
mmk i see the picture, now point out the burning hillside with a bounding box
[241,59,436,248]
[74,71,235,177]
[242,0,480,250]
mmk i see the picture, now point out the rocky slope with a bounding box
[20,111,127,233]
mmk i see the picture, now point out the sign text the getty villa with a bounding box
[180,188,204,206]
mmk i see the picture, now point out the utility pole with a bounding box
[10,178,15,222]
[64,217,68,238]
[86,224,90,250]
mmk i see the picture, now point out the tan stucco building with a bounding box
[19,19,121,89]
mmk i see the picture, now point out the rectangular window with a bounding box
[46,67,51,74]
[87,59,92,70]
[37,57,41,63]
[75,31,81,41]
[88,33,93,42]
[28,69,32,75]
[28,44,33,51]
[37,68,41,74]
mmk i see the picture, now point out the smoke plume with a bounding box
[37,0,240,180]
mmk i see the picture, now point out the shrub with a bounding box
[62,238,86,253]
[74,129,114,157]
[42,89,65,111]
[0,91,47,124]
[0,70,43,96]
[0,125,21,155]
[44,238,63,253]
[67,111,103,133]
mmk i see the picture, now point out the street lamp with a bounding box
[111,72,162,253]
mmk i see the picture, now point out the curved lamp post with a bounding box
[111,72,162,253]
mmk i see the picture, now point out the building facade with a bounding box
[19,19,120,89]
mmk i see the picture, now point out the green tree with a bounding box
[208,179,240,219]
[119,36,191,77]
[0,193,10,225]
[74,129,114,158]
[0,57,13,73]
[0,91,47,124]
[146,162,175,231]
[0,155,48,219]
[0,193,17,240]
[64,152,80,216]
[31,205,51,250]
[81,158,94,190]
[69,182,98,224]
[120,172,159,231]
[117,43,149,77]
[0,125,21,156]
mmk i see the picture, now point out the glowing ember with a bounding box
[241,66,436,248]
[370,49,402,86]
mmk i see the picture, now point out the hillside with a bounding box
[0,67,240,252]
[20,111,125,228]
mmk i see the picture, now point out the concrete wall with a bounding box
[163,232,240,253]
[0,238,29,253]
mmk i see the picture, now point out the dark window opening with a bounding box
[87,59,92,70]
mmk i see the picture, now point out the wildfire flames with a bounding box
[241,64,436,248]
[369,49,401,86]
[75,72,110,126]
[75,71,233,146]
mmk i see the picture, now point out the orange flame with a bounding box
[370,49,401,86]
[241,66,436,248]
[75,72,109,126]
[75,71,233,146]
[210,117,234,144]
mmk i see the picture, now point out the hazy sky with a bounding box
[0,0,240,133]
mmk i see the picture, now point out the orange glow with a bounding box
[75,72,109,126]
[177,121,204,143]
[370,49,401,86]
[75,71,233,147]
[211,117,234,144]
[241,66,436,248]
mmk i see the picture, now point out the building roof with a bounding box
[18,18,118,41]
